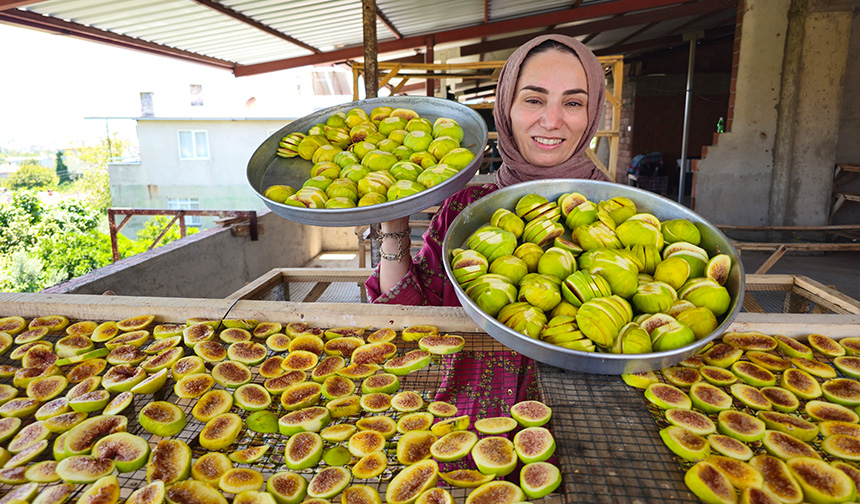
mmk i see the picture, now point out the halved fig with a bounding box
[722,331,778,351]
[192,389,233,422]
[246,410,278,434]
[13,366,58,390]
[166,479,228,504]
[324,326,365,340]
[807,333,846,357]
[227,341,268,365]
[15,327,49,345]
[660,426,710,461]
[732,361,777,387]
[707,454,763,490]
[775,334,813,359]
[131,367,168,394]
[7,420,49,453]
[360,393,392,413]
[431,415,470,436]
[707,434,753,461]
[24,459,60,482]
[219,467,265,494]
[440,469,494,488]
[385,459,438,504]
[761,430,819,460]
[392,390,424,413]
[352,342,398,365]
[760,386,800,413]
[139,401,187,437]
[822,378,860,406]
[841,337,860,356]
[102,364,147,392]
[280,382,322,411]
[30,315,69,332]
[323,337,365,358]
[170,357,205,382]
[282,350,320,371]
[126,481,165,504]
[66,359,106,384]
[193,341,226,363]
[55,455,115,483]
[106,344,146,366]
[183,323,214,346]
[520,461,562,499]
[833,461,860,492]
[285,432,324,470]
[684,461,736,504]
[340,485,383,504]
[786,457,855,503]
[662,366,702,388]
[0,397,39,418]
[310,356,345,383]
[10,340,51,360]
[267,471,308,504]
[259,356,286,378]
[3,481,41,503]
[397,412,434,433]
[700,343,743,368]
[427,401,457,417]
[278,406,331,436]
[64,415,128,456]
[117,314,155,332]
[355,415,397,439]
[90,322,120,343]
[337,363,381,380]
[140,347,184,373]
[229,445,270,464]
[44,411,88,433]
[349,430,386,458]
[288,334,324,355]
[211,360,252,388]
[264,370,307,395]
[820,420,860,438]
[689,382,733,413]
[0,466,28,485]
[219,327,251,343]
[834,356,860,379]
[791,357,836,379]
[821,434,860,461]
[730,383,772,410]
[307,467,351,500]
[0,316,26,335]
[717,410,766,442]
[92,432,150,472]
[77,475,120,504]
[431,430,478,462]
[103,330,148,350]
[234,383,272,411]
[465,481,524,504]
[253,321,283,338]
[191,452,233,486]
[665,408,716,436]
[402,325,438,342]
[320,423,357,443]
[472,436,517,476]
[805,399,859,423]
[143,335,181,354]
[22,345,58,368]
[199,413,242,450]
[35,397,70,421]
[474,416,518,434]
[0,417,21,443]
[418,334,466,355]
[384,350,431,375]
[321,375,356,400]
[781,368,822,399]
[352,451,387,479]
[267,333,294,352]
[644,383,691,410]
[26,375,68,401]
[397,430,437,465]
[361,372,399,394]
[367,328,396,343]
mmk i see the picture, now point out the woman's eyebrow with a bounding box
[518,85,587,96]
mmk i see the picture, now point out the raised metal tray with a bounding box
[442,179,745,375]
[247,96,488,227]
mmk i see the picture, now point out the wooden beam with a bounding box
[754,245,788,274]
[376,7,402,39]
[0,0,43,10]
[594,24,735,57]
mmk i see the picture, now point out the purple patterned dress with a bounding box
[366,183,539,421]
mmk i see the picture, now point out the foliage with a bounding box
[55,150,71,185]
[6,162,58,191]
[70,134,131,212]
[136,215,199,249]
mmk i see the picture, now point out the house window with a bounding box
[178,130,209,159]
[167,197,201,226]
[311,71,351,96]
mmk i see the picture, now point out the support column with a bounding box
[363,0,380,266]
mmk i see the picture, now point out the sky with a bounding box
[0,23,352,152]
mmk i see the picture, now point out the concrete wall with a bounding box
[44,211,356,298]
[695,0,857,226]
[834,10,860,225]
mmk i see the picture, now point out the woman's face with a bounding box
[509,49,589,167]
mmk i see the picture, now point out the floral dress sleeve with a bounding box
[365,183,498,306]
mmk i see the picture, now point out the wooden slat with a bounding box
[794,276,860,314]
[733,242,860,251]
[728,313,860,338]
[226,268,284,301]
[754,245,788,274]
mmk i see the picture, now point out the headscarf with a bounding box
[493,34,608,187]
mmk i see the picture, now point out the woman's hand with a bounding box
[378,216,412,292]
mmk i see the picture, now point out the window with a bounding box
[311,71,351,96]
[167,197,201,226]
[178,130,209,159]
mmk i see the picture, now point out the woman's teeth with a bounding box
[534,137,562,145]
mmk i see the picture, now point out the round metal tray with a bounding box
[247,96,488,227]
[442,179,745,375]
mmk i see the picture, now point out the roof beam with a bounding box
[0,9,235,70]
[593,23,735,57]
[458,0,736,57]
[376,7,402,39]
[188,0,320,54]
[0,1,43,10]
[235,0,719,76]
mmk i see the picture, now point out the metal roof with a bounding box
[0,0,737,76]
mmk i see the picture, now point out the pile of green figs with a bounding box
[263,106,476,209]
[450,192,734,354]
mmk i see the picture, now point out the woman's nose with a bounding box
[540,104,564,129]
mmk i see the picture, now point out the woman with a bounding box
[366,34,609,418]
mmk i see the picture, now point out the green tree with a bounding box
[136,215,199,250]
[55,150,71,185]
[71,134,130,212]
[7,162,58,191]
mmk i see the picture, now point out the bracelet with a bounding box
[377,227,411,261]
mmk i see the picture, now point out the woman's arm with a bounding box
[378,216,412,293]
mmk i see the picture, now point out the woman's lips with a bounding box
[533,136,563,146]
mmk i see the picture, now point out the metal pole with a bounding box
[362,0,381,267]
[677,32,701,205]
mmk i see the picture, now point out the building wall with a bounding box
[833,8,860,225]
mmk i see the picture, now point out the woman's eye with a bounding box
[524,98,542,105]
[566,101,583,108]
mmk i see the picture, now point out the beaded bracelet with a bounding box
[377,227,412,261]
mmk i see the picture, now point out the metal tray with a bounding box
[247,96,488,227]
[441,179,745,375]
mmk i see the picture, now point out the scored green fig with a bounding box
[387,179,426,201]
[389,160,423,181]
[684,461,736,504]
[662,219,702,245]
[497,302,547,340]
[654,256,691,290]
[263,185,295,203]
[632,281,677,314]
[537,246,576,280]
[518,274,562,312]
[285,187,328,208]
[679,278,732,317]
[524,218,565,247]
[464,274,518,317]
[432,119,464,142]
[438,148,475,170]
[514,242,544,272]
[487,255,528,286]
[416,164,458,188]
[611,322,652,354]
[598,196,636,225]
[490,208,525,238]
[616,218,663,248]
[428,136,460,159]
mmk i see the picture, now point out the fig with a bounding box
[29,315,69,332]
[0,384,17,409]
[265,370,308,395]
[246,410,278,434]
[320,423,357,443]
[352,450,387,479]
[10,340,51,360]
[349,430,386,458]
[141,347,184,372]
[234,383,272,411]
[632,281,677,314]
[688,382,732,414]
[645,382,691,410]
[285,432,324,470]
[101,391,133,416]
[663,366,702,387]
[653,256,690,290]
[430,415,469,437]
[439,469,494,488]
[684,461,736,504]
[102,364,147,392]
[415,488,453,504]
[367,328,396,343]
[660,426,710,461]
[806,399,858,423]
[762,430,819,460]
[307,466,351,499]
[152,323,186,339]
[707,434,753,461]
[513,426,556,464]
[0,316,26,335]
[0,397,39,418]
[280,382,322,411]
[171,356,205,380]
[340,485,382,504]
[139,401,187,437]
[191,452,233,486]
[7,420,49,453]
[26,375,68,401]
[45,411,88,433]
[164,481,227,504]
[781,369,822,400]
[56,335,95,357]
[498,302,548,340]
[106,344,146,366]
[311,356,345,383]
[192,389,233,422]
[2,481,39,502]
[490,208,525,239]
[91,432,150,472]
[792,357,836,379]
[821,420,860,438]
[127,481,166,504]
[397,430,437,465]
[22,345,57,368]
[55,455,115,483]
[700,366,738,386]
[473,416,518,435]
[520,462,562,499]
[0,417,21,443]
[722,331,778,351]
[731,383,772,410]
[472,436,517,476]
[77,475,120,504]
[0,466,28,485]
[746,351,790,371]
[278,406,331,436]
[358,192,387,206]
[705,254,732,286]
[24,459,60,482]
[385,350,431,376]
[760,387,800,413]
[356,415,397,439]
[193,341,226,363]
[352,343,398,366]
[822,434,860,460]
[732,361,777,387]
[775,334,813,359]
[267,471,308,504]
[64,415,127,456]
[104,330,149,350]
[199,413,242,450]
[718,410,765,442]
[131,367,168,394]
[757,411,817,442]
[807,333,846,357]
[834,356,860,379]
[390,390,423,413]
[360,393,391,413]
[211,360,252,387]
[787,457,856,503]
[283,349,321,370]
[397,412,434,434]
[220,327,251,343]
[386,459,439,504]
[432,119,464,141]
[675,307,719,339]
[227,341,268,365]
[465,481,524,504]
[833,461,860,491]
[822,378,860,406]
[427,401,458,417]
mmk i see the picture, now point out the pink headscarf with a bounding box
[493,34,608,187]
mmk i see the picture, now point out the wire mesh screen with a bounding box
[743,282,844,315]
